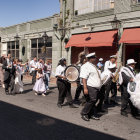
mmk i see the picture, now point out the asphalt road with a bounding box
[0,83,140,140]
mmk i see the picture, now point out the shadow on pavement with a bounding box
[0,101,124,140]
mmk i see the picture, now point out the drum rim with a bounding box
[64,65,80,82]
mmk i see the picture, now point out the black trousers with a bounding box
[74,81,83,100]
[120,85,138,116]
[105,81,117,102]
[57,79,73,105]
[32,70,37,84]
[97,85,105,110]
[81,86,99,116]
[4,75,15,94]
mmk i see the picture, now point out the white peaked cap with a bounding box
[108,63,116,69]
[86,52,96,58]
[127,59,137,65]
[110,55,117,58]
[99,58,103,61]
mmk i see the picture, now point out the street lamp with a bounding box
[14,33,20,41]
[111,15,121,29]
[42,31,49,55]
[53,24,66,40]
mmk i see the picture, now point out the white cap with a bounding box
[110,55,117,58]
[127,59,137,65]
[108,64,116,69]
[99,58,103,61]
[86,52,96,58]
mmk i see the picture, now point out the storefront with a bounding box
[66,30,118,64]
[120,28,140,72]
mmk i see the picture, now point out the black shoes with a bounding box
[90,115,100,120]
[121,111,128,117]
[81,115,90,121]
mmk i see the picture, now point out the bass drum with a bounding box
[64,65,79,82]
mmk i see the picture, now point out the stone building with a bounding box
[64,0,140,71]
[0,0,140,73]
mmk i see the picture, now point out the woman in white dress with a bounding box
[33,68,46,96]
[14,59,24,94]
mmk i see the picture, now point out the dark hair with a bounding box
[58,58,66,66]
[38,68,42,74]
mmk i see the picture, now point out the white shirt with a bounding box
[6,58,13,69]
[30,60,37,71]
[46,64,52,73]
[80,62,102,88]
[55,65,66,77]
[36,62,43,69]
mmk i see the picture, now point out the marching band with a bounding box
[0,52,140,122]
[54,52,140,121]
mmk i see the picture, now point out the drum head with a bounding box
[65,65,79,82]
[129,82,136,92]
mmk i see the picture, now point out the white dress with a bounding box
[33,73,46,93]
[14,65,23,93]
[128,73,140,110]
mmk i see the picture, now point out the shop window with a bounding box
[7,41,19,59]
[31,37,52,60]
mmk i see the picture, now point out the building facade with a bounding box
[0,0,140,73]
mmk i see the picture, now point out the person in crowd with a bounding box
[33,68,46,96]
[119,59,140,119]
[30,57,37,84]
[13,59,24,94]
[43,60,50,90]
[80,53,102,121]
[97,58,104,72]
[36,58,43,70]
[0,56,5,88]
[2,54,16,95]
[55,58,76,108]
[97,63,117,112]
[104,55,118,105]
[74,55,87,103]
[25,59,30,76]
[46,59,52,78]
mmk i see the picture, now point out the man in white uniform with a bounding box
[80,52,102,121]
[97,63,117,112]
[104,55,117,105]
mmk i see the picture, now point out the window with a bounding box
[7,41,19,59]
[31,37,52,60]
[132,0,140,4]
[74,0,114,15]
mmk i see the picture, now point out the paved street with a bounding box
[0,81,140,140]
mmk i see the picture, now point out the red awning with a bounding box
[65,30,118,48]
[119,28,140,44]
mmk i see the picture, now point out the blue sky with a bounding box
[0,0,60,27]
